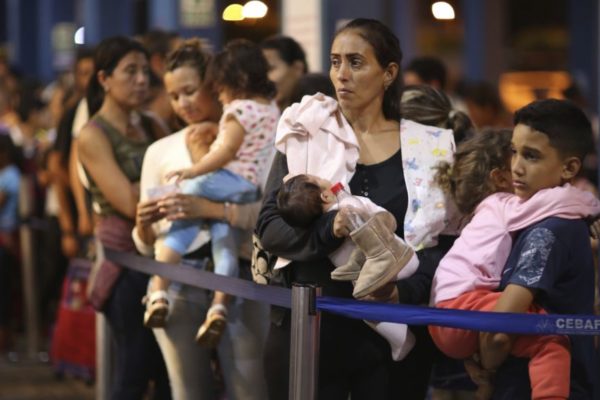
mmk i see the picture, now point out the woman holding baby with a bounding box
[133,39,269,400]
[256,18,462,399]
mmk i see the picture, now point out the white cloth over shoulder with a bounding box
[275,95,462,254]
[400,119,462,250]
[275,92,359,184]
[274,93,359,270]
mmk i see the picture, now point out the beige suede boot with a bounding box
[330,247,365,281]
[351,212,415,299]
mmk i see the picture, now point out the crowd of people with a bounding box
[0,17,599,400]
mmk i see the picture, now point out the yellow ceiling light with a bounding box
[431,2,455,20]
[242,1,268,18]
[223,4,244,21]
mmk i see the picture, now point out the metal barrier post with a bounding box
[289,284,321,400]
[19,223,39,359]
[96,312,112,400]
[18,176,39,359]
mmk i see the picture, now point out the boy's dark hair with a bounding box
[514,98,593,161]
[207,39,275,99]
[405,56,447,90]
[277,175,324,228]
[261,35,308,73]
[436,129,512,215]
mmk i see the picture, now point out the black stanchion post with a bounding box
[18,176,40,359]
[19,222,39,358]
[289,283,321,400]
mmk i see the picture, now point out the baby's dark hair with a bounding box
[436,129,512,215]
[514,98,593,161]
[207,39,276,100]
[277,175,324,228]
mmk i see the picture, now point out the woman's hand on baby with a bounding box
[187,122,218,146]
[186,122,217,163]
[158,193,203,221]
[165,168,194,182]
[333,208,354,238]
[136,198,165,227]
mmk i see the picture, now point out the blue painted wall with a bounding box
[6,0,78,80]
[7,0,37,77]
[568,0,598,110]
[37,0,76,81]
[82,0,135,45]
[319,0,418,73]
[322,0,385,70]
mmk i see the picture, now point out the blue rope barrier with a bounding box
[106,250,600,336]
[105,249,291,308]
[317,296,600,336]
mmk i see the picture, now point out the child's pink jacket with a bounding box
[431,184,600,305]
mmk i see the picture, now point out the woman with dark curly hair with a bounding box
[135,38,269,400]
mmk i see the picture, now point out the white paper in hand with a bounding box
[147,183,180,200]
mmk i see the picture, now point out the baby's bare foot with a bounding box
[479,332,511,370]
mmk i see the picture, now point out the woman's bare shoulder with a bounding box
[77,121,110,153]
